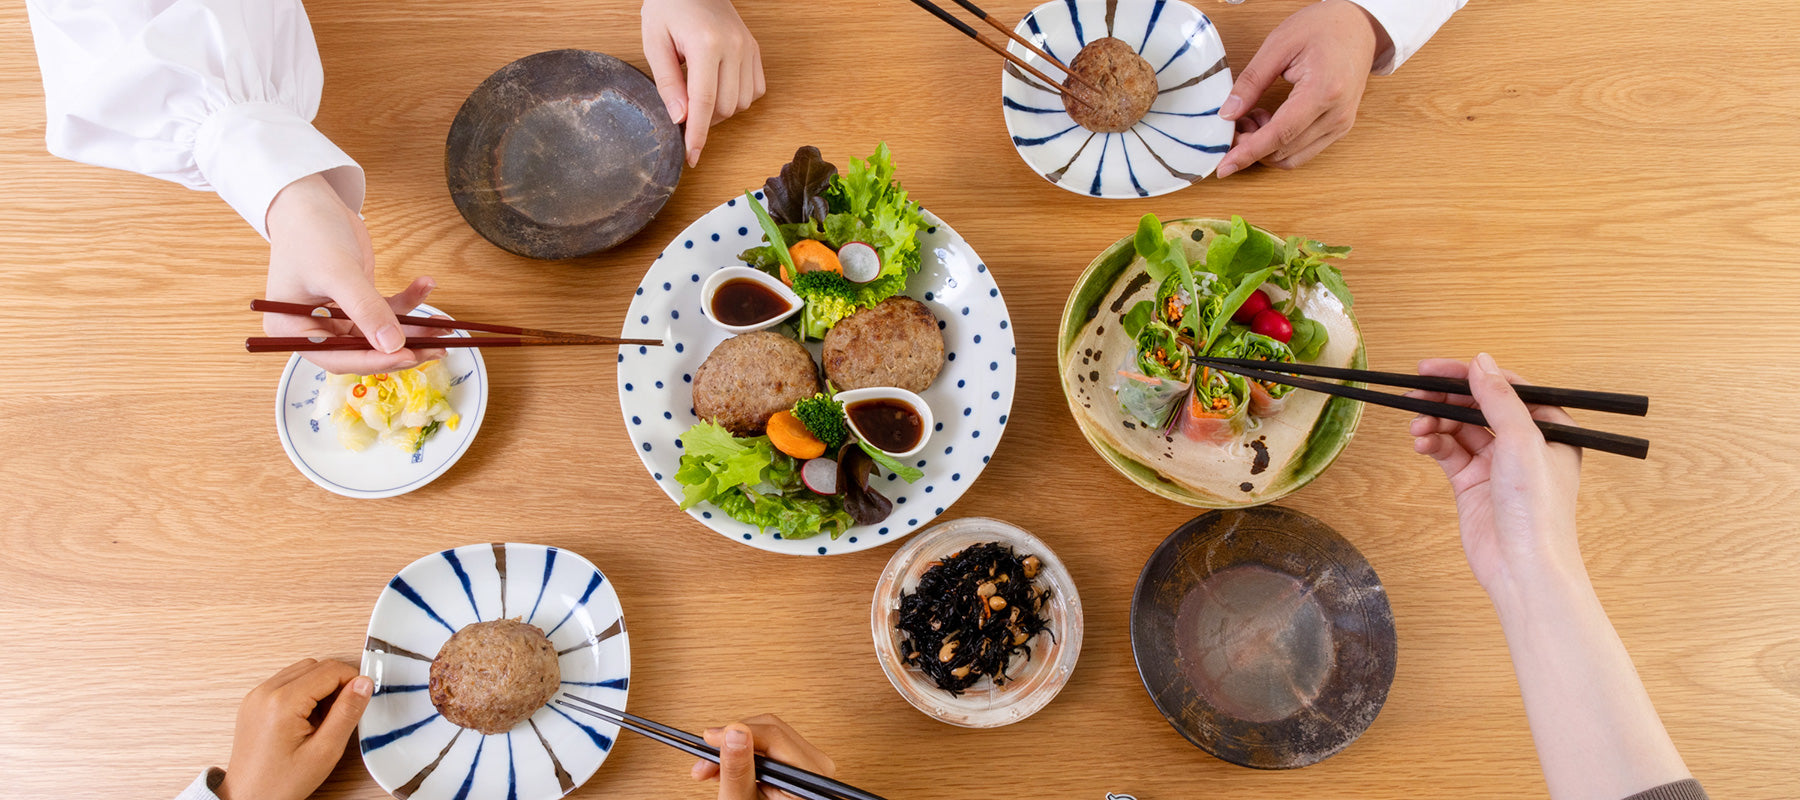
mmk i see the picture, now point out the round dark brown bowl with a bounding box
[446,49,682,259]
[1129,506,1397,769]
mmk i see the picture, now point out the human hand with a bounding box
[690,714,835,800]
[1214,0,1387,176]
[263,173,446,374]
[1407,354,1586,599]
[641,0,766,167]
[217,659,373,800]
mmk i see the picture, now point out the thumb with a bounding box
[1469,353,1542,445]
[325,272,405,355]
[643,28,688,124]
[716,724,757,800]
[1220,31,1298,120]
[310,675,372,751]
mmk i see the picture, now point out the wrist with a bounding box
[1484,547,1596,625]
[265,173,344,242]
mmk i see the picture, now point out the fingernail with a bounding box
[1414,436,1430,451]
[424,277,437,291]
[375,325,404,354]
[687,148,701,167]
[1215,161,1237,179]
[704,727,722,737]
[1475,352,1500,376]
[352,676,373,697]
[670,99,686,122]
[1221,94,1244,119]
[725,728,749,749]
[690,760,708,779]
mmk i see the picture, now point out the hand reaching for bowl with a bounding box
[641,0,766,168]
[263,174,448,374]
[216,659,372,800]
[690,714,835,800]
[1215,0,1388,176]
[1406,354,1586,600]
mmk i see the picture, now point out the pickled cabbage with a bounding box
[315,361,460,453]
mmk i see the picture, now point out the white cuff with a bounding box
[1344,0,1466,75]
[173,767,225,800]
[193,101,363,238]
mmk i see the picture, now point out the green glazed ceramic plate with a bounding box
[1057,219,1365,508]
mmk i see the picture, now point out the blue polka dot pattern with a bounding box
[618,197,1015,556]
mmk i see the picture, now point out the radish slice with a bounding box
[802,457,840,495]
[838,242,880,283]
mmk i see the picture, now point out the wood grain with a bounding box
[2,0,1798,798]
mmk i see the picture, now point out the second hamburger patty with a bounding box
[692,330,823,436]
[823,296,945,394]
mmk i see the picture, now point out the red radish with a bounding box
[802,457,840,494]
[1232,289,1272,323]
[1250,308,1293,342]
[837,241,881,283]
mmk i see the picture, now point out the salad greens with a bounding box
[740,143,929,340]
[675,421,853,540]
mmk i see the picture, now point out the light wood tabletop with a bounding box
[3,0,1797,798]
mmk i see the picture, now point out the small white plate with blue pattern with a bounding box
[360,543,630,800]
[1002,0,1233,198]
[274,303,489,499]
[618,191,1017,556]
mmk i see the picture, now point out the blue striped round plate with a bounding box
[1001,0,1233,198]
[359,543,630,800]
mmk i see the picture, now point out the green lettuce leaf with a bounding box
[857,441,924,483]
[674,421,775,510]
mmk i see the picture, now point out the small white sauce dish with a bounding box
[699,265,802,334]
[835,386,934,459]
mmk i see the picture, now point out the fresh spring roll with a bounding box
[1154,274,1228,347]
[1112,320,1193,429]
[1174,366,1251,444]
[1211,328,1298,418]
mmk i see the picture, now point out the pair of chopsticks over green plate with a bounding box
[245,299,661,352]
[1192,356,1651,459]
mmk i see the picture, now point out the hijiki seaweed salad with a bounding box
[1063,214,1362,500]
[897,542,1050,695]
[673,144,946,541]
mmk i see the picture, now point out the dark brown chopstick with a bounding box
[945,0,1099,92]
[1195,359,1650,459]
[1193,356,1649,417]
[252,299,615,342]
[246,335,659,353]
[904,0,1093,108]
[555,696,885,800]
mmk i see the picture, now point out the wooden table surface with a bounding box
[3,1,1798,798]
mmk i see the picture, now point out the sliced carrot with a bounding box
[788,240,842,275]
[766,410,826,459]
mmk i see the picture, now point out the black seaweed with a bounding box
[761,146,837,226]
[896,542,1051,695]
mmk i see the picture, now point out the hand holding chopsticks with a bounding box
[248,300,661,354]
[555,696,878,800]
[1191,354,1650,459]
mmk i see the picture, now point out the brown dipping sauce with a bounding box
[848,398,924,453]
[711,278,790,327]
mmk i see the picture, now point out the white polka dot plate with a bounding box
[1002,0,1234,198]
[360,543,630,800]
[618,192,1017,556]
[275,303,489,499]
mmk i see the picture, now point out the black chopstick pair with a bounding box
[555,694,886,800]
[1191,356,1651,459]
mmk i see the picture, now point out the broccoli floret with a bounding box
[791,270,859,340]
[791,394,849,451]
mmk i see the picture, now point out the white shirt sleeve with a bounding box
[25,0,364,238]
[173,768,224,800]
[1345,0,1468,75]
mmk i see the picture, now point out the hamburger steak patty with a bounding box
[823,296,945,393]
[692,330,823,436]
[429,618,561,735]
